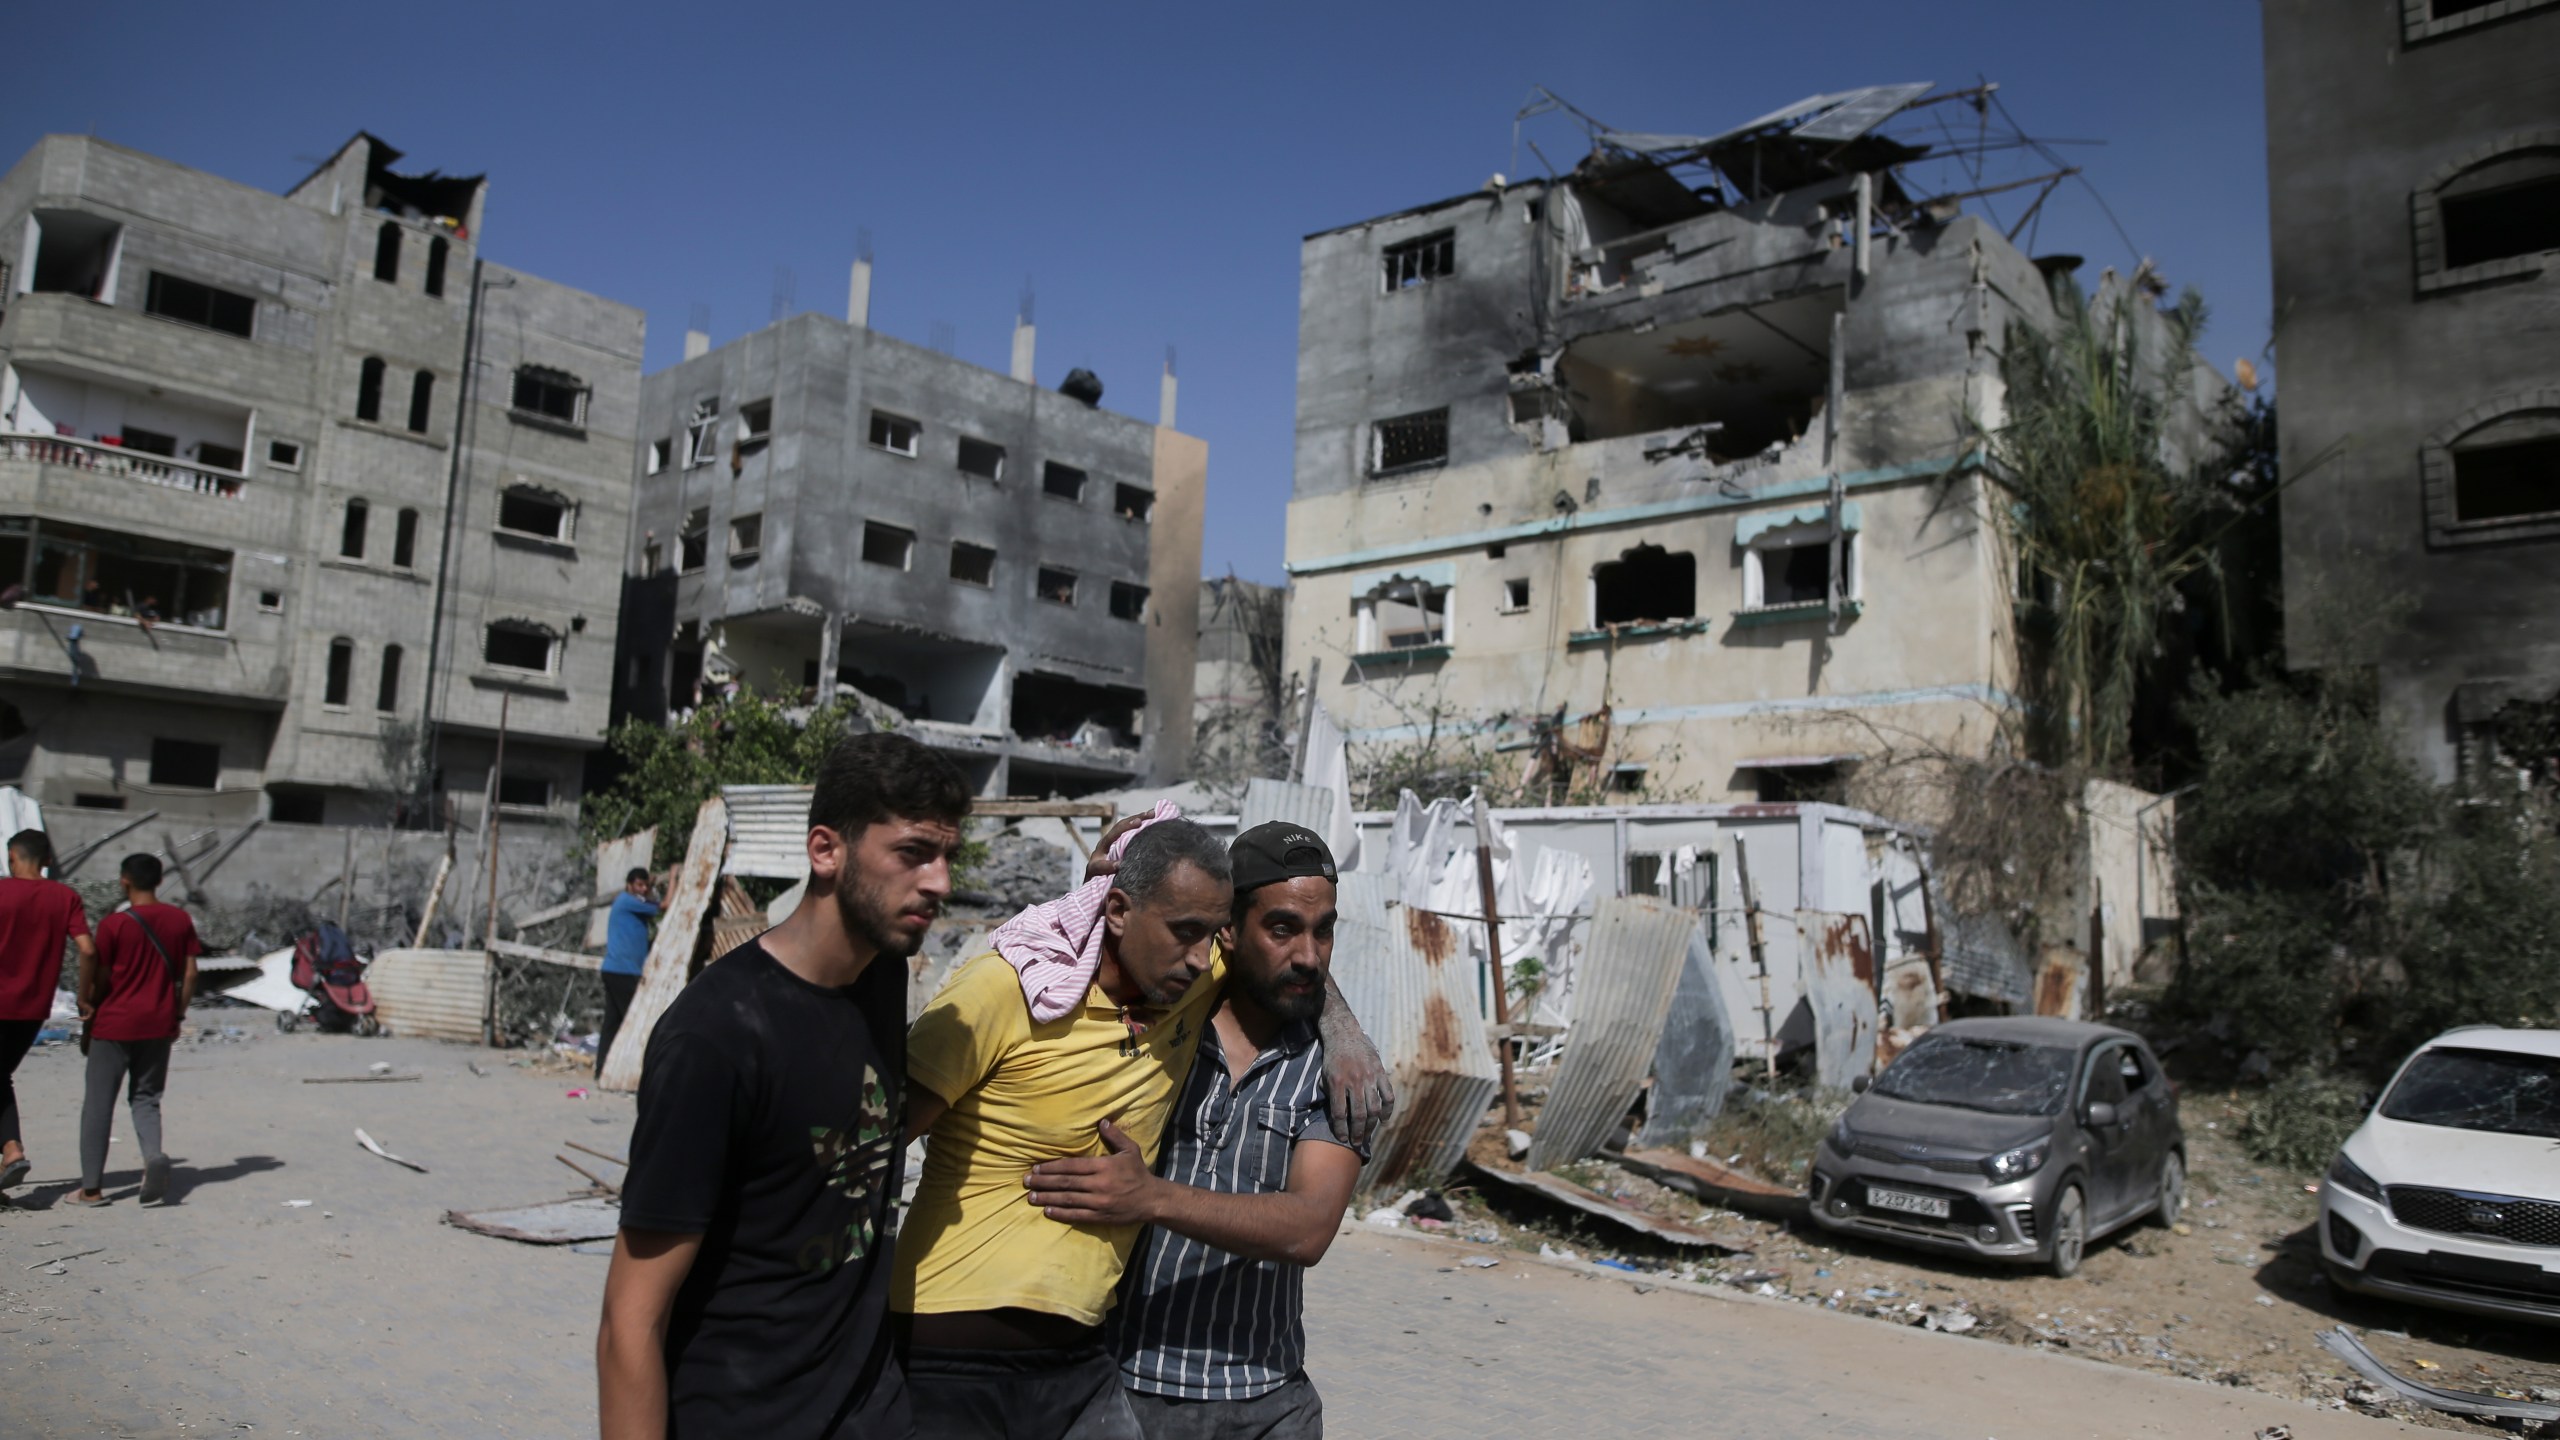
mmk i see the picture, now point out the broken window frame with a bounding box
[25,210,124,303]
[949,540,997,587]
[868,409,921,457]
[862,520,915,571]
[1114,483,1154,523]
[149,737,221,790]
[481,619,560,676]
[1042,461,1088,502]
[374,222,402,284]
[1591,544,1700,627]
[510,365,590,430]
[1351,576,1450,655]
[2417,141,2560,289]
[737,399,774,453]
[729,512,762,560]
[1036,565,1079,607]
[1108,580,1149,622]
[1381,230,1456,292]
[1368,407,1449,478]
[496,772,555,811]
[678,508,709,574]
[957,436,1006,481]
[7,516,233,630]
[684,399,720,468]
[1499,577,1532,614]
[1741,524,1858,612]
[646,438,671,476]
[496,484,575,544]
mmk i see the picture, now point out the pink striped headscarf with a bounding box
[992,799,1183,1023]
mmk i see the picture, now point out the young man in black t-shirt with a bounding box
[598,732,972,1439]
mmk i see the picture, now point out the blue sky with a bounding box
[1,1,2270,582]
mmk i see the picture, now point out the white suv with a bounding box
[2320,1027,2560,1326]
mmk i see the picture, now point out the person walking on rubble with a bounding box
[1026,822,1362,1440]
[0,829,92,1195]
[597,732,970,1440]
[67,853,199,1207]
[891,814,1390,1440]
[595,867,660,1076]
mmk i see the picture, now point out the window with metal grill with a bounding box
[1369,408,1448,476]
[1382,230,1456,291]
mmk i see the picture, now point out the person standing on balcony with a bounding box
[0,830,92,1194]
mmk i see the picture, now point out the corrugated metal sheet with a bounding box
[1800,911,1880,1087]
[1633,926,1733,1147]
[1944,909,2033,1007]
[368,949,490,1045]
[593,828,656,899]
[1329,871,1499,1188]
[1238,779,1333,835]
[1527,896,1695,1169]
[720,784,813,879]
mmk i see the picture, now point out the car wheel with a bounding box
[2047,1185,2088,1278]
[2153,1151,2186,1228]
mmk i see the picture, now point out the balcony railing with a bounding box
[3,433,245,499]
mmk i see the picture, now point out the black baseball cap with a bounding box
[1230,821,1338,895]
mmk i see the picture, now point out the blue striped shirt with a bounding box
[1108,1018,1349,1400]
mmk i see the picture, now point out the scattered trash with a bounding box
[1464,1162,1744,1250]
[2255,1427,2293,1440]
[2412,1358,2440,1371]
[1538,1242,1579,1262]
[1406,1191,1455,1223]
[282,1200,314,1208]
[1927,1311,1979,1335]
[466,1062,489,1077]
[2171,1223,2192,1235]
[1506,1129,1532,1160]
[1462,1256,1500,1269]
[368,1061,391,1075]
[2254,1295,2275,1307]
[1360,1206,1404,1228]
[354,1128,428,1174]
[302,1073,420,1084]
[25,1247,101,1270]
[1734,1270,1783,1285]
[569,1240,616,1256]
[2317,1329,2560,1424]
[1594,1258,1640,1272]
[565,1088,589,1100]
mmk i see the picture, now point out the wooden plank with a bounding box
[489,939,601,972]
[966,799,1117,818]
[597,797,728,1092]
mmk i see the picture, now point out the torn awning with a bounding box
[1735,753,1864,772]
[1735,502,1861,546]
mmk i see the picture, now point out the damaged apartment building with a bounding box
[1286,84,2178,802]
[614,274,1206,796]
[0,133,644,826]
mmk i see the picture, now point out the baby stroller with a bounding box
[275,920,382,1036]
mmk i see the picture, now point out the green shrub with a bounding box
[2237,1070,2368,1173]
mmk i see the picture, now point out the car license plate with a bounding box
[1867,1186,1951,1219]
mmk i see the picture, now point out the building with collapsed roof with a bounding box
[0,132,644,828]
[2264,0,2560,782]
[1281,85,2211,806]
[610,278,1206,796]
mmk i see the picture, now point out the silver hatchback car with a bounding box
[1806,1017,2185,1276]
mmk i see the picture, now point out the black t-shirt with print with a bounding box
[621,939,910,1438]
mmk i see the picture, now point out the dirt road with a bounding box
[0,1019,2430,1437]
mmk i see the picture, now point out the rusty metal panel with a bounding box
[1801,910,1880,1087]
[719,784,813,879]
[2033,948,2086,1019]
[1329,872,1499,1188]
[599,796,730,1091]
[367,948,490,1045]
[1527,895,1695,1170]
[1633,925,1734,1146]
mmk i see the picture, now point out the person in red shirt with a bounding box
[68,853,198,1207]
[0,829,93,1194]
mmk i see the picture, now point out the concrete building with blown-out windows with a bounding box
[0,132,643,831]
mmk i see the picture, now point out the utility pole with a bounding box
[483,692,509,949]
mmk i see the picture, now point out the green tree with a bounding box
[582,691,885,868]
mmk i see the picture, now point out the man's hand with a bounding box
[1317,973,1395,1149]
[1023,1118,1162,1226]
[1081,814,1148,883]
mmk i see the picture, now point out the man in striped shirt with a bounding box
[1025,823,1361,1439]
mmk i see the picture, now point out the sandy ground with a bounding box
[0,1010,2520,1438]
[1437,1091,2560,1432]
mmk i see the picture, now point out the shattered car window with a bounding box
[1868,1035,2075,1116]
[2380,1047,2560,1140]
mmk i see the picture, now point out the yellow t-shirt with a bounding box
[893,948,1225,1326]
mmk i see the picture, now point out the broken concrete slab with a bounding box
[1617,1147,1806,1222]
[1463,1160,1746,1251]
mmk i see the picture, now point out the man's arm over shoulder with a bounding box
[1023,1117,1361,1267]
[902,954,1026,1143]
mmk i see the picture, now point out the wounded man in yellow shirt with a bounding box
[895,817,1387,1440]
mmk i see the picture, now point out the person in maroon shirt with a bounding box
[68,853,198,1207]
[0,829,93,1194]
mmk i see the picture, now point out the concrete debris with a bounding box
[1463,1162,1743,1251]
[1617,1147,1803,1222]
[964,831,1078,913]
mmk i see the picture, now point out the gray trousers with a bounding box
[1126,1374,1323,1440]
[80,1038,170,1192]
